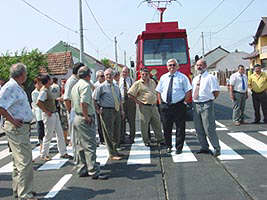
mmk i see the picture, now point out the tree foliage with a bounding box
[101,58,112,68]
[0,49,48,98]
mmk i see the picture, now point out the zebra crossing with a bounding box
[1,121,267,199]
[1,127,267,174]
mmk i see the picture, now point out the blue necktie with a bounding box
[166,75,174,104]
[241,74,245,90]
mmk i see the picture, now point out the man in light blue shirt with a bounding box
[156,58,192,154]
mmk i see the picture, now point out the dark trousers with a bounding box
[252,91,267,123]
[36,120,45,142]
[159,102,186,150]
[96,113,104,143]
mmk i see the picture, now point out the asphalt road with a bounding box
[1,91,267,200]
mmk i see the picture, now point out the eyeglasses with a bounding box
[168,64,176,67]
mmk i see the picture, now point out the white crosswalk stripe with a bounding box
[207,139,244,160]
[127,137,151,165]
[228,132,267,159]
[44,174,72,199]
[171,136,197,162]
[96,144,109,166]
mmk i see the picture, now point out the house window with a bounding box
[262,59,267,68]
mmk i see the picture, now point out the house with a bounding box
[191,46,229,74]
[40,51,74,82]
[210,51,250,72]
[243,17,267,69]
[47,41,106,81]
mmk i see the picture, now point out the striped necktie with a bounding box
[193,75,202,100]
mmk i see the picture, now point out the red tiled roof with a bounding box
[40,51,73,75]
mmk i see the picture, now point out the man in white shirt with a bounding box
[156,59,192,154]
[0,63,38,200]
[192,59,221,157]
[31,76,45,152]
[229,65,248,126]
[119,67,136,144]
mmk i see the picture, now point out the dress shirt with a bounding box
[192,71,220,103]
[63,75,78,100]
[248,71,267,93]
[229,72,248,93]
[119,77,133,101]
[94,81,101,88]
[156,71,192,103]
[93,80,121,108]
[0,78,33,122]
[128,79,157,105]
[71,79,95,116]
[31,88,43,121]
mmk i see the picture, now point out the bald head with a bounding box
[122,67,129,78]
[77,66,91,79]
[195,59,207,74]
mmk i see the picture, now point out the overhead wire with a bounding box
[213,0,255,35]
[19,0,78,34]
[84,0,113,42]
[188,0,225,35]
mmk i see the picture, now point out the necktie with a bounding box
[193,75,201,100]
[111,84,120,112]
[166,75,174,104]
[123,78,128,101]
[241,74,245,90]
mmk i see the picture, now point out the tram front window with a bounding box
[143,38,188,66]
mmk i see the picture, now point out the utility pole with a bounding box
[79,0,84,63]
[124,50,126,66]
[114,36,118,63]
[201,32,205,58]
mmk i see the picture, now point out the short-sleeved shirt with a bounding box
[50,83,61,99]
[156,71,192,103]
[192,71,220,102]
[229,72,248,93]
[71,79,95,116]
[0,78,33,122]
[31,88,43,121]
[63,75,78,100]
[248,71,267,93]
[128,78,157,105]
[93,80,121,108]
[119,77,133,101]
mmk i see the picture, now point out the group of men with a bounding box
[2,58,266,200]
[229,63,267,126]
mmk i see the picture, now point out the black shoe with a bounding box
[251,120,260,124]
[91,173,109,180]
[213,149,221,157]
[60,154,73,159]
[167,147,172,153]
[175,149,182,154]
[79,172,89,177]
[196,149,213,154]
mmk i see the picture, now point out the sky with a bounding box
[0,0,266,66]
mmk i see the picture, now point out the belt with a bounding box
[142,103,155,106]
[233,90,246,94]
[194,100,212,104]
[252,90,265,94]
[162,98,185,105]
[101,107,115,110]
[18,120,31,124]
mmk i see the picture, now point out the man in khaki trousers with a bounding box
[0,63,38,200]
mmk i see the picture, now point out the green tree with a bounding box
[0,49,48,99]
[101,58,112,68]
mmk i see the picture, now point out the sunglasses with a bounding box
[99,75,105,78]
[168,64,176,67]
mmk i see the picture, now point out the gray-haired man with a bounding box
[0,63,38,200]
